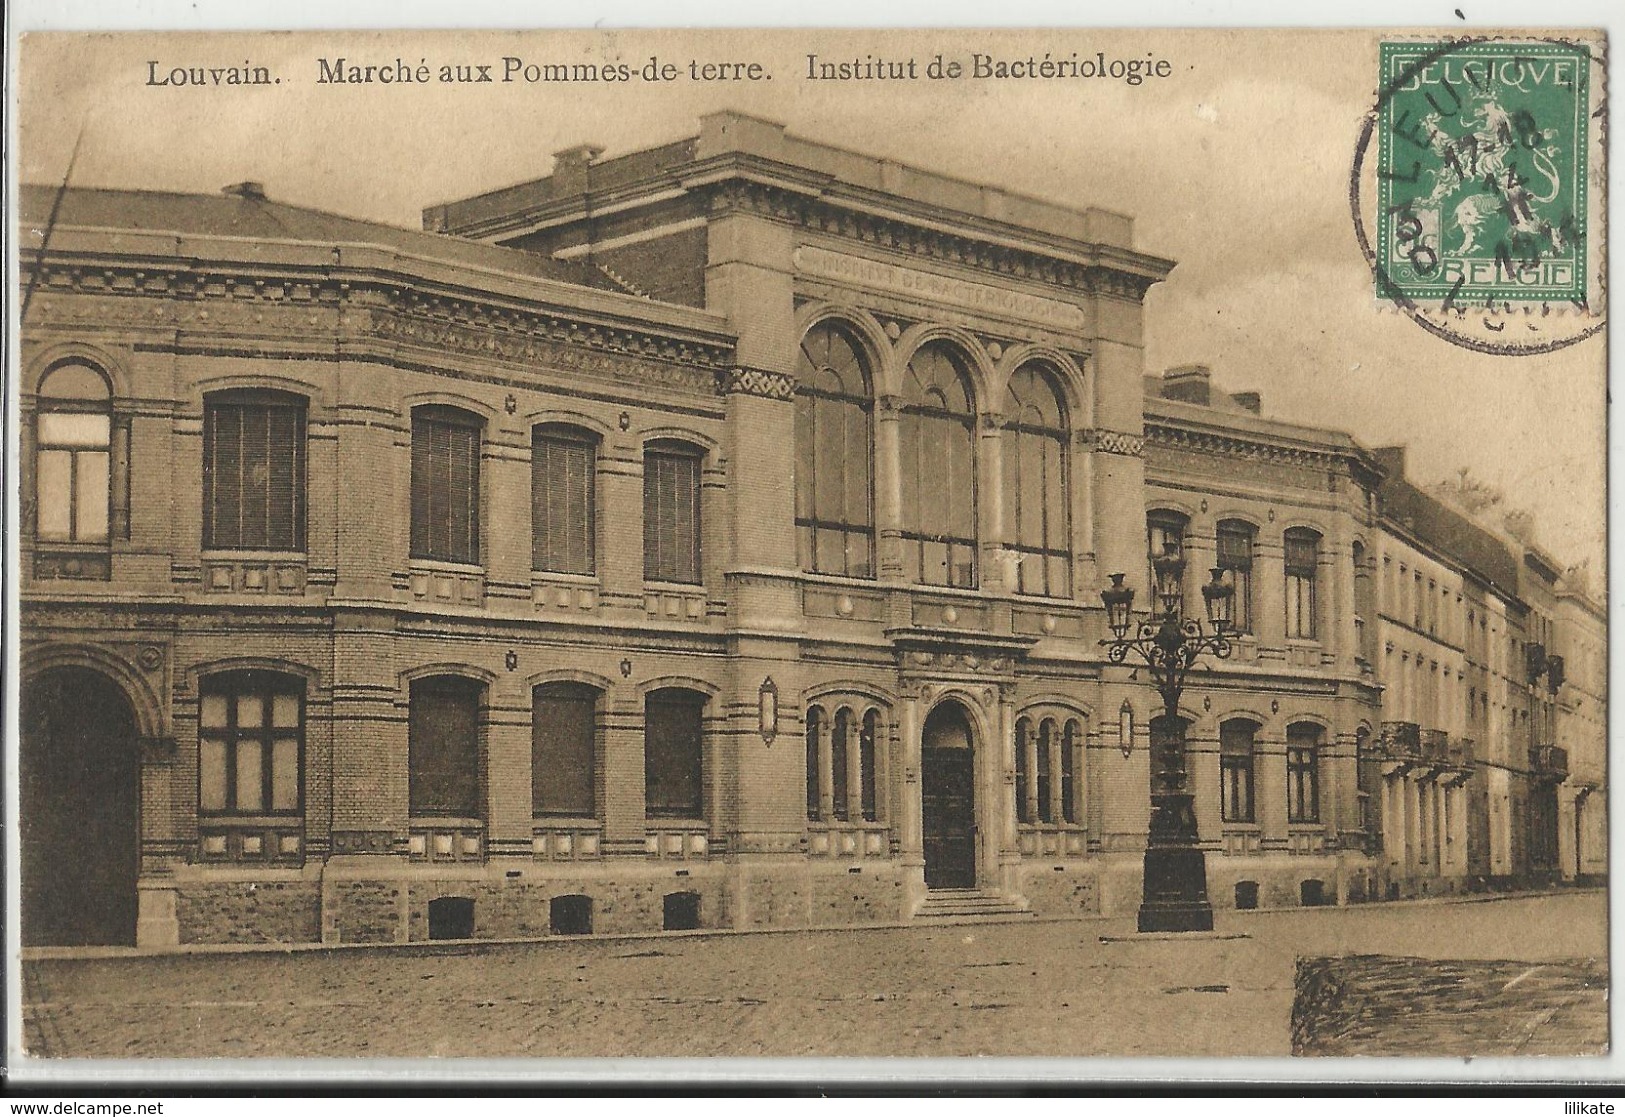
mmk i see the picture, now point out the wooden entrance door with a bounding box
[21,666,140,946]
[921,702,977,889]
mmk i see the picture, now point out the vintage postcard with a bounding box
[6,21,1610,1080]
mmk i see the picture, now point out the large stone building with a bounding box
[17,112,1605,947]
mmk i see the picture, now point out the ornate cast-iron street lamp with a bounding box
[1100,542,1234,933]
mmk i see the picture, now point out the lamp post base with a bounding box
[1137,845,1214,933]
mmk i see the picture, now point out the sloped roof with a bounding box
[18,183,626,293]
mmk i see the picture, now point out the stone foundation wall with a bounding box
[1208,856,1352,909]
[404,873,732,940]
[1016,863,1101,918]
[175,880,322,944]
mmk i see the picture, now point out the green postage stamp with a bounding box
[1376,39,1591,308]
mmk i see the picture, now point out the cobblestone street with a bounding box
[19,891,1607,1060]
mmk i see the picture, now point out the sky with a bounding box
[15,27,1607,579]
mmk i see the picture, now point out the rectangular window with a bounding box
[644,447,702,584]
[645,691,704,818]
[411,409,482,564]
[1220,722,1256,823]
[1287,730,1321,824]
[532,684,597,817]
[36,412,112,543]
[532,430,595,575]
[1216,523,1254,633]
[204,395,307,552]
[198,674,303,816]
[1285,532,1319,639]
[409,677,482,818]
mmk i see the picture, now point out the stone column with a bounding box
[996,692,1020,893]
[898,695,925,909]
[1046,723,1065,826]
[817,716,835,823]
[844,716,864,824]
[1021,719,1039,823]
[874,398,905,581]
[978,415,1007,592]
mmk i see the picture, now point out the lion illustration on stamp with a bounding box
[1374,39,1590,309]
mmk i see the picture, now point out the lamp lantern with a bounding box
[1100,573,1135,639]
[1202,566,1235,634]
[1151,543,1186,619]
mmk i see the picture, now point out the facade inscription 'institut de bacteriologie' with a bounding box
[17,111,1606,948]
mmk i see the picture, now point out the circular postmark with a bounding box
[1350,34,1606,355]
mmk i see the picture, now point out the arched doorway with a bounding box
[921,701,977,889]
[20,666,140,946]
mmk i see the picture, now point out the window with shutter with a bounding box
[532,683,598,817]
[643,443,702,584]
[203,390,307,552]
[644,688,705,819]
[411,407,482,564]
[532,427,596,575]
[409,676,483,818]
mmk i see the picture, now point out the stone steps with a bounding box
[914,889,1035,923]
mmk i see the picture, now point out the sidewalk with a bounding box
[18,890,1607,1059]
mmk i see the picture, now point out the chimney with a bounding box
[1374,445,1408,477]
[221,181,266,201]
[1161,364,1212,406]
[1231,390,1262,414]
[551,143,605,194]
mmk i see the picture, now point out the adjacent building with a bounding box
[17,112,1605,947]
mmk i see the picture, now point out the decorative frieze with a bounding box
[709,181,1164,301]
[724,366,797,400]
[21,259,735,395]
[1083,428,1146,458]
[1145,421,1352,473]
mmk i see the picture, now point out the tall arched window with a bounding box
[1285,528,1321,639]
[1219,718,1258,823]
[411,405,483,565]
[1002,364,1070,598]
[831,708,853,822]
[1061,719,1081,824]
[1147,509,1190,606]
[35,362,113,547]
[806,701,882,825]
[409,675,483,819]
[532,425,596,576]
[204,389,307,552]
[805,707,824,822]
[899,343,977,588]
[532,682,599,818]
[1015,715,1033,823]
[645,687,705,819]
[1286,721,1322,823]
[643,440,703,584]
[795,321,874,578]
[1216,520,1256,634]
